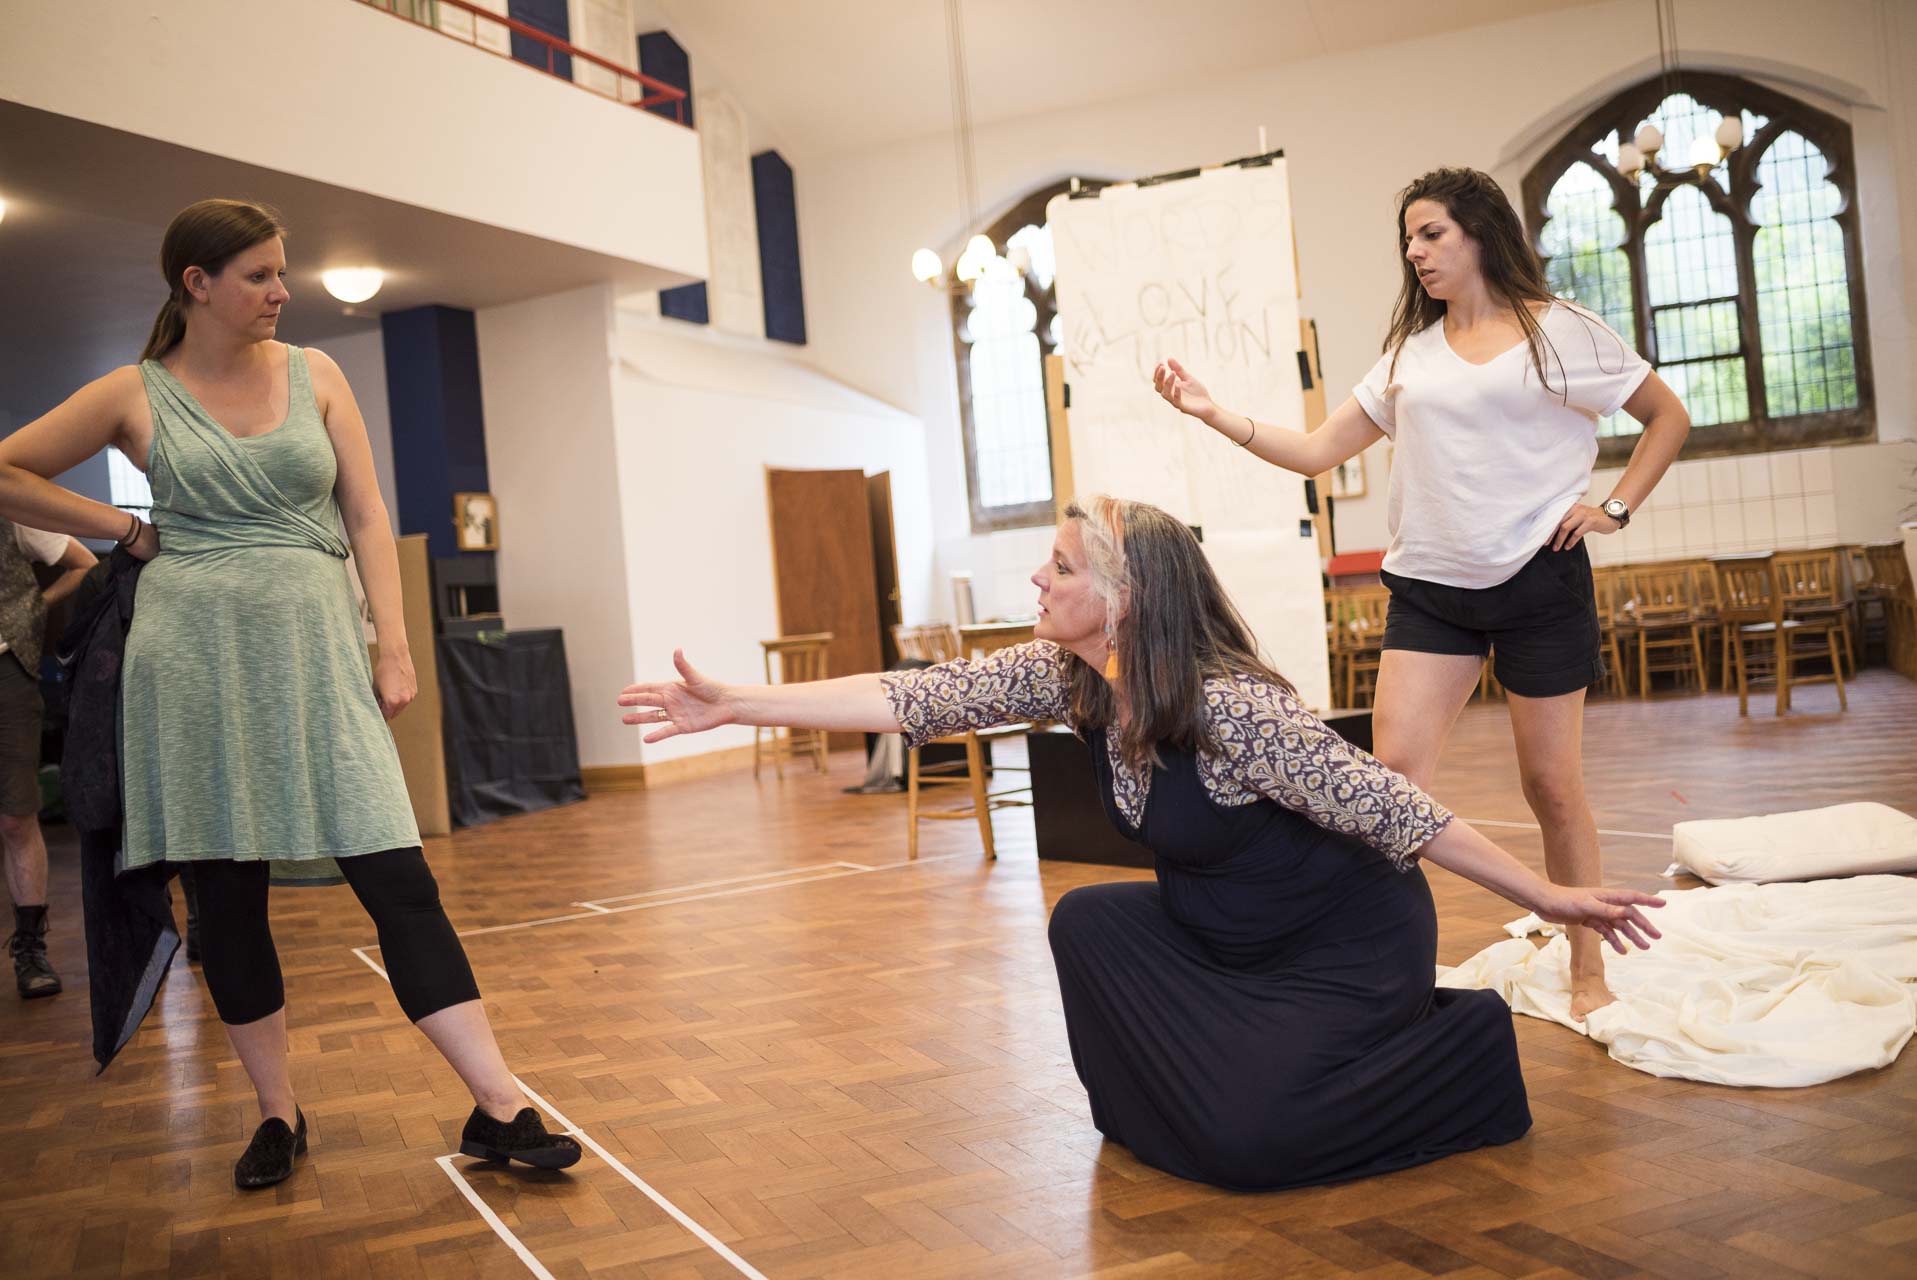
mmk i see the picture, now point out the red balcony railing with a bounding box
[357,0,690,124]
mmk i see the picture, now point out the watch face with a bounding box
[1605,500,1627,517]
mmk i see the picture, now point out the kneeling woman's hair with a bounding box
[1064,496,1292,773]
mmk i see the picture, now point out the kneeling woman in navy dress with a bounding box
[618,496,1661,1190]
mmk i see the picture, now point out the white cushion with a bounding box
[1668,802,1917,884]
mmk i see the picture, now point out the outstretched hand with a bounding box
[1533,886,1665,955]
[617,650,734,743]
[1151,357,1217,422]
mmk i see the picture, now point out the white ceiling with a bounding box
[646,0,1611,161]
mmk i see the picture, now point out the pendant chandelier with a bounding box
[1614,0,1742,183]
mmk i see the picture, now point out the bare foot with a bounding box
[1569,975,1616,1021]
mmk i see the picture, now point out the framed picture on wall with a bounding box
[454,492,499,551]
[1330,452,1367,500]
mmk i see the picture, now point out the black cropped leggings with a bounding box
[189,847,480,1026]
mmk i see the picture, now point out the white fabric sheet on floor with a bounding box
[1437,875,1917,1088]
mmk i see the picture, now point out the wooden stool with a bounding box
[1709,554,1846,716]
[754,632,833,777]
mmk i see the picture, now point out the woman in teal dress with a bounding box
[0,199,578,1188]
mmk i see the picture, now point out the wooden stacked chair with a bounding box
[1618,564,1707,696]
[1774,548,1856,679]
[754,633,834,776]
[1682,559,1726,689]
[1327,587,1390,708]
[891,621,1035,860]
[1708,553,1847,716]
[1591,565,1630,697]
[1862,541,1917,678]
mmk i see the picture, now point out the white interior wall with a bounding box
[796,0,1917,621]
[1582,440,1917,566]
[474,289,930,771]
[476,285,641,771]
[609,311,933,764]
[320,328,400,533]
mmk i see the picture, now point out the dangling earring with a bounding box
[1103,625,1120,680]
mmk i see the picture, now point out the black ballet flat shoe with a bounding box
[234,1108,306,1189]
[459,1105,582,1169]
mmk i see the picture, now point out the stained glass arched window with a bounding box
[1524,73,1872,462]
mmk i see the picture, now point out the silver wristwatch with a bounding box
[1602,497,1631,528]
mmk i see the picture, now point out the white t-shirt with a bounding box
[0,524,70,660]
[1352,302,1650,589]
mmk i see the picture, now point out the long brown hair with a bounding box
[140,199,287,362]
[1062,497,1293,773]
[1384,168,1563,393]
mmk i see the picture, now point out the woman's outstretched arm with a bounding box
[619,651,900,743]
[621,641,1075,745]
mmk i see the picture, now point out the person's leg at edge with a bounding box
[337,848,525,1122]
[1371,649,1487,790]
[1,810,61,996]
[190,859,297,1125]
[0,811,48,905]
[1505,687,1612,1019]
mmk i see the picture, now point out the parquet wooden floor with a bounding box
[3,673,1915,1278]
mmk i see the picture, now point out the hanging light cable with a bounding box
[911,0,994,286]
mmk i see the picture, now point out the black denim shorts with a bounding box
[1379,542,1604,699]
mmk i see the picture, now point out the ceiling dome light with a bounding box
[321,267,384,304]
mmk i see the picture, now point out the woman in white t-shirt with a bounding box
[1152,167,1690,1018]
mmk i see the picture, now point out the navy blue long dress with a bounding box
[882,642,1533,1191]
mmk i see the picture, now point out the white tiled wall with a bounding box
[1586,446,1842,565]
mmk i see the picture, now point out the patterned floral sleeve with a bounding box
[1205,674,1453,870]
[878,641,1074,750]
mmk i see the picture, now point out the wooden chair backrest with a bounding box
[1685,560,1719,615]
[957,620,1037,659]
[1625,564,1694,622]
[1593,565,1628,623]
[892,623,962,664]
[761,632,834,684]
[1864,541,1914,596]
[1709,553,1781,626]
[1774,548,1844,608]
[1328,587,1391,652]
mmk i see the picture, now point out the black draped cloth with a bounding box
[60,550,177,1071]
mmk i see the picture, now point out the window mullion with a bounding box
[1730,168,1769,424]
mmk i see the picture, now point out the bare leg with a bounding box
[415,1000,528,1122]
[0,811,48,905]
[1371,649,1486,789]
[1506,687,1612,1019]
[223,1007,298,1126]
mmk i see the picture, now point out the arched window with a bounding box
[1523,73,1871,463]
[952,181,1081,533]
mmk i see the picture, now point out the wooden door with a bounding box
[766,467,883,750]
[867,472,902,668]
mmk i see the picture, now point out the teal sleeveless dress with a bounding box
[125,346,419,883]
